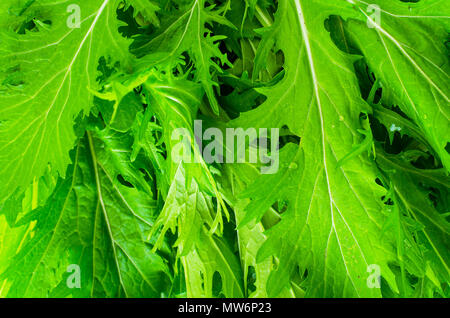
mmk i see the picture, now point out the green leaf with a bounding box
[377,150,450,284]
[236,0,398,297]
[0,0,132,204]
[182,227,244,297]
[372,104,432,149]
[131,0,235,114]
[343,0,450,171]
[0,0,448,299]
[220,162,299,297]
[123,0,161,26]
[0,131,172,297]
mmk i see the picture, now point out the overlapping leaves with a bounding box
[0,0,448,298]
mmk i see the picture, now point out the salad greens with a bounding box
[0,0,448,298]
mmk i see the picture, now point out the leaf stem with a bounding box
[255,4,273,27]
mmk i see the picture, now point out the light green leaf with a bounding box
[236,0,397,297]
[344,0,450,170]
[377,150,450,284]
[0,130,171,297]
[0,0,132,204]
[131,0,235,113]
[123,0,161,26]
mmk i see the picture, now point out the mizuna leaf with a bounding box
[220,162,299,297]
[372,104,432,149]
[377,150,450,284]
[131,0,235,114]
[343,0,450,170]
[0,214,30,296]
[142,71,229,234]
[0,0,131,204]
[123,0,161,26]
[148,163,244,298]
[102,69,242,297]
[182,226,245,298]
[236,0,398,297]
[0,131,172,297]
[0,0,448,299]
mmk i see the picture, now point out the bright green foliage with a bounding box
[0,0,131,204]
[130,0,235,114]
[1,130,172,297]
[344,0,450,170]
[0,0,449,298]
[123,0,161,26]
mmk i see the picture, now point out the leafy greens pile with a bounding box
[0,0,449,298]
